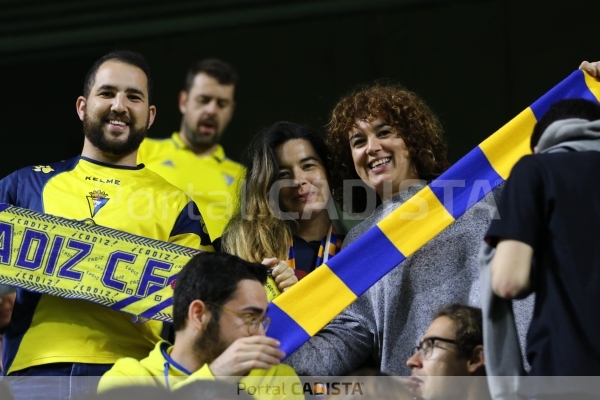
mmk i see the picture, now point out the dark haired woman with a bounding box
[221,122,343,282]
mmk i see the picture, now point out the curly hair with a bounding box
[326,83,449,213]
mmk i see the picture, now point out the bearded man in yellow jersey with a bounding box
[137,59,245,240]
[99,252,301,400]
[0,50,212,400]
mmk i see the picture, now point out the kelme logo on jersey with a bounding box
[86,190,110,218]
[33,165,54,173]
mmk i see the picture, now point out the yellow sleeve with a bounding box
[171,364,215,391]
[188,363,215,379]
[97,358,161,393]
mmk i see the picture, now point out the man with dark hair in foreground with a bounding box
[138,59,245,239]
[405,304,489,400]
[99,252,301,400]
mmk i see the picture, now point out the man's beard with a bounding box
[83,111,148,157]
[193,316,229,367]
[182,117,221,148]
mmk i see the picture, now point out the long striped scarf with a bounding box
[266,70,600,357]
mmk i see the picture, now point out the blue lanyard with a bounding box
[161,342,192,390]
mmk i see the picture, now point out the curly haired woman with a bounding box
[286,84,496,376]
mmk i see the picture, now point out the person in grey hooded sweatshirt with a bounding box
[485,98,600,399]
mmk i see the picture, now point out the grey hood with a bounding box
[537,118,600,153]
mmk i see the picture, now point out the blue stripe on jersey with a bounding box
[171,201,212,246]
[79,156,144,170]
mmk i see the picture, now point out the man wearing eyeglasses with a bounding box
[98,252,302,400]
[404,304,490,400]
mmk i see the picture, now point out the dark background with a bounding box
[1,0,598,178]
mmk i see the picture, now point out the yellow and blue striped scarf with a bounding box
[266,70,600,356]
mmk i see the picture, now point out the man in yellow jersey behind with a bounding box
[0,50,213,400]
[137,59,245,240]
[99,252,302,400]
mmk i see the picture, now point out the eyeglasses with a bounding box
[411,336,458,359]
[205,302,271,335]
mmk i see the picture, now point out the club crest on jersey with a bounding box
[86,190,109,218]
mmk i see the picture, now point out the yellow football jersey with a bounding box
[0,156,212,374]
[138,133,245,239]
